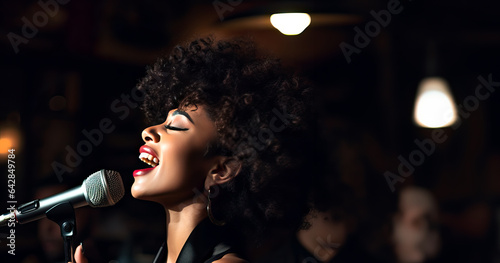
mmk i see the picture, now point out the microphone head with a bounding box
[84,170,124,207]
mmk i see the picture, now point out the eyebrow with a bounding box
[172,110,195,124]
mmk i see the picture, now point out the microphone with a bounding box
[0,169,124,226]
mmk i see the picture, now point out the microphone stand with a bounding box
[46,202,77,263]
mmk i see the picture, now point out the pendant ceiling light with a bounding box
[218,2,361,35]
[413,41,458,128]
[413,77,457,128]
[270,13,311,35]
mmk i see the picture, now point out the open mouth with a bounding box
[133,145,159,177]
[139,152,159,167]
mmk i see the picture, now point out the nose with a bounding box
[142,125,161,143]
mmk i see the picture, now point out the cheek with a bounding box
[149,138,209,194]
[161,139,207,181]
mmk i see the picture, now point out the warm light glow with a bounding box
[0,126,21,159]
[270,13,311,35]
[414,77,458,128]
[0,138,12,153]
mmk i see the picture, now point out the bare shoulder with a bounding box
[212,253,248,263]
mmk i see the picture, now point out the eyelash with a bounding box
[164,124,189,131]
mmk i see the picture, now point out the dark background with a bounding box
[1,0,500,262]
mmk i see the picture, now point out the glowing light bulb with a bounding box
[413,77,458,128]
[270,13,311,35]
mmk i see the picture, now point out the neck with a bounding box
[164,196,207,263]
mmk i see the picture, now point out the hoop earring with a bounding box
[207,188,226,226]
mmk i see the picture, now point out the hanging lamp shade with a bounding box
[218,2,362,33]
[270,12,311,35]
[413,77,458,128]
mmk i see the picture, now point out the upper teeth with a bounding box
[139,152,159,167]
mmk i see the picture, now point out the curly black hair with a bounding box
[137,37,316,237]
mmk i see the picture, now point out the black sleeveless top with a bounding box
[152,218,242,263]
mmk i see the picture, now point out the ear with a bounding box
[205,157,241,189]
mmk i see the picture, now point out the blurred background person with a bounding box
[392,186,441,263]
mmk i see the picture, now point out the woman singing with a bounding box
[74,37,315,263]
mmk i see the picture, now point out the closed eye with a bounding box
[165,125,189,131]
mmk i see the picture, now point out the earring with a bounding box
[207,187,226,226]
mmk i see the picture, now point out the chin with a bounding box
[130,183,148,200]
[130,184,163,203]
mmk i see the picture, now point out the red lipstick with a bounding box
[133,145,159,177]
[139,145,158,158]
[133,167,154,177]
